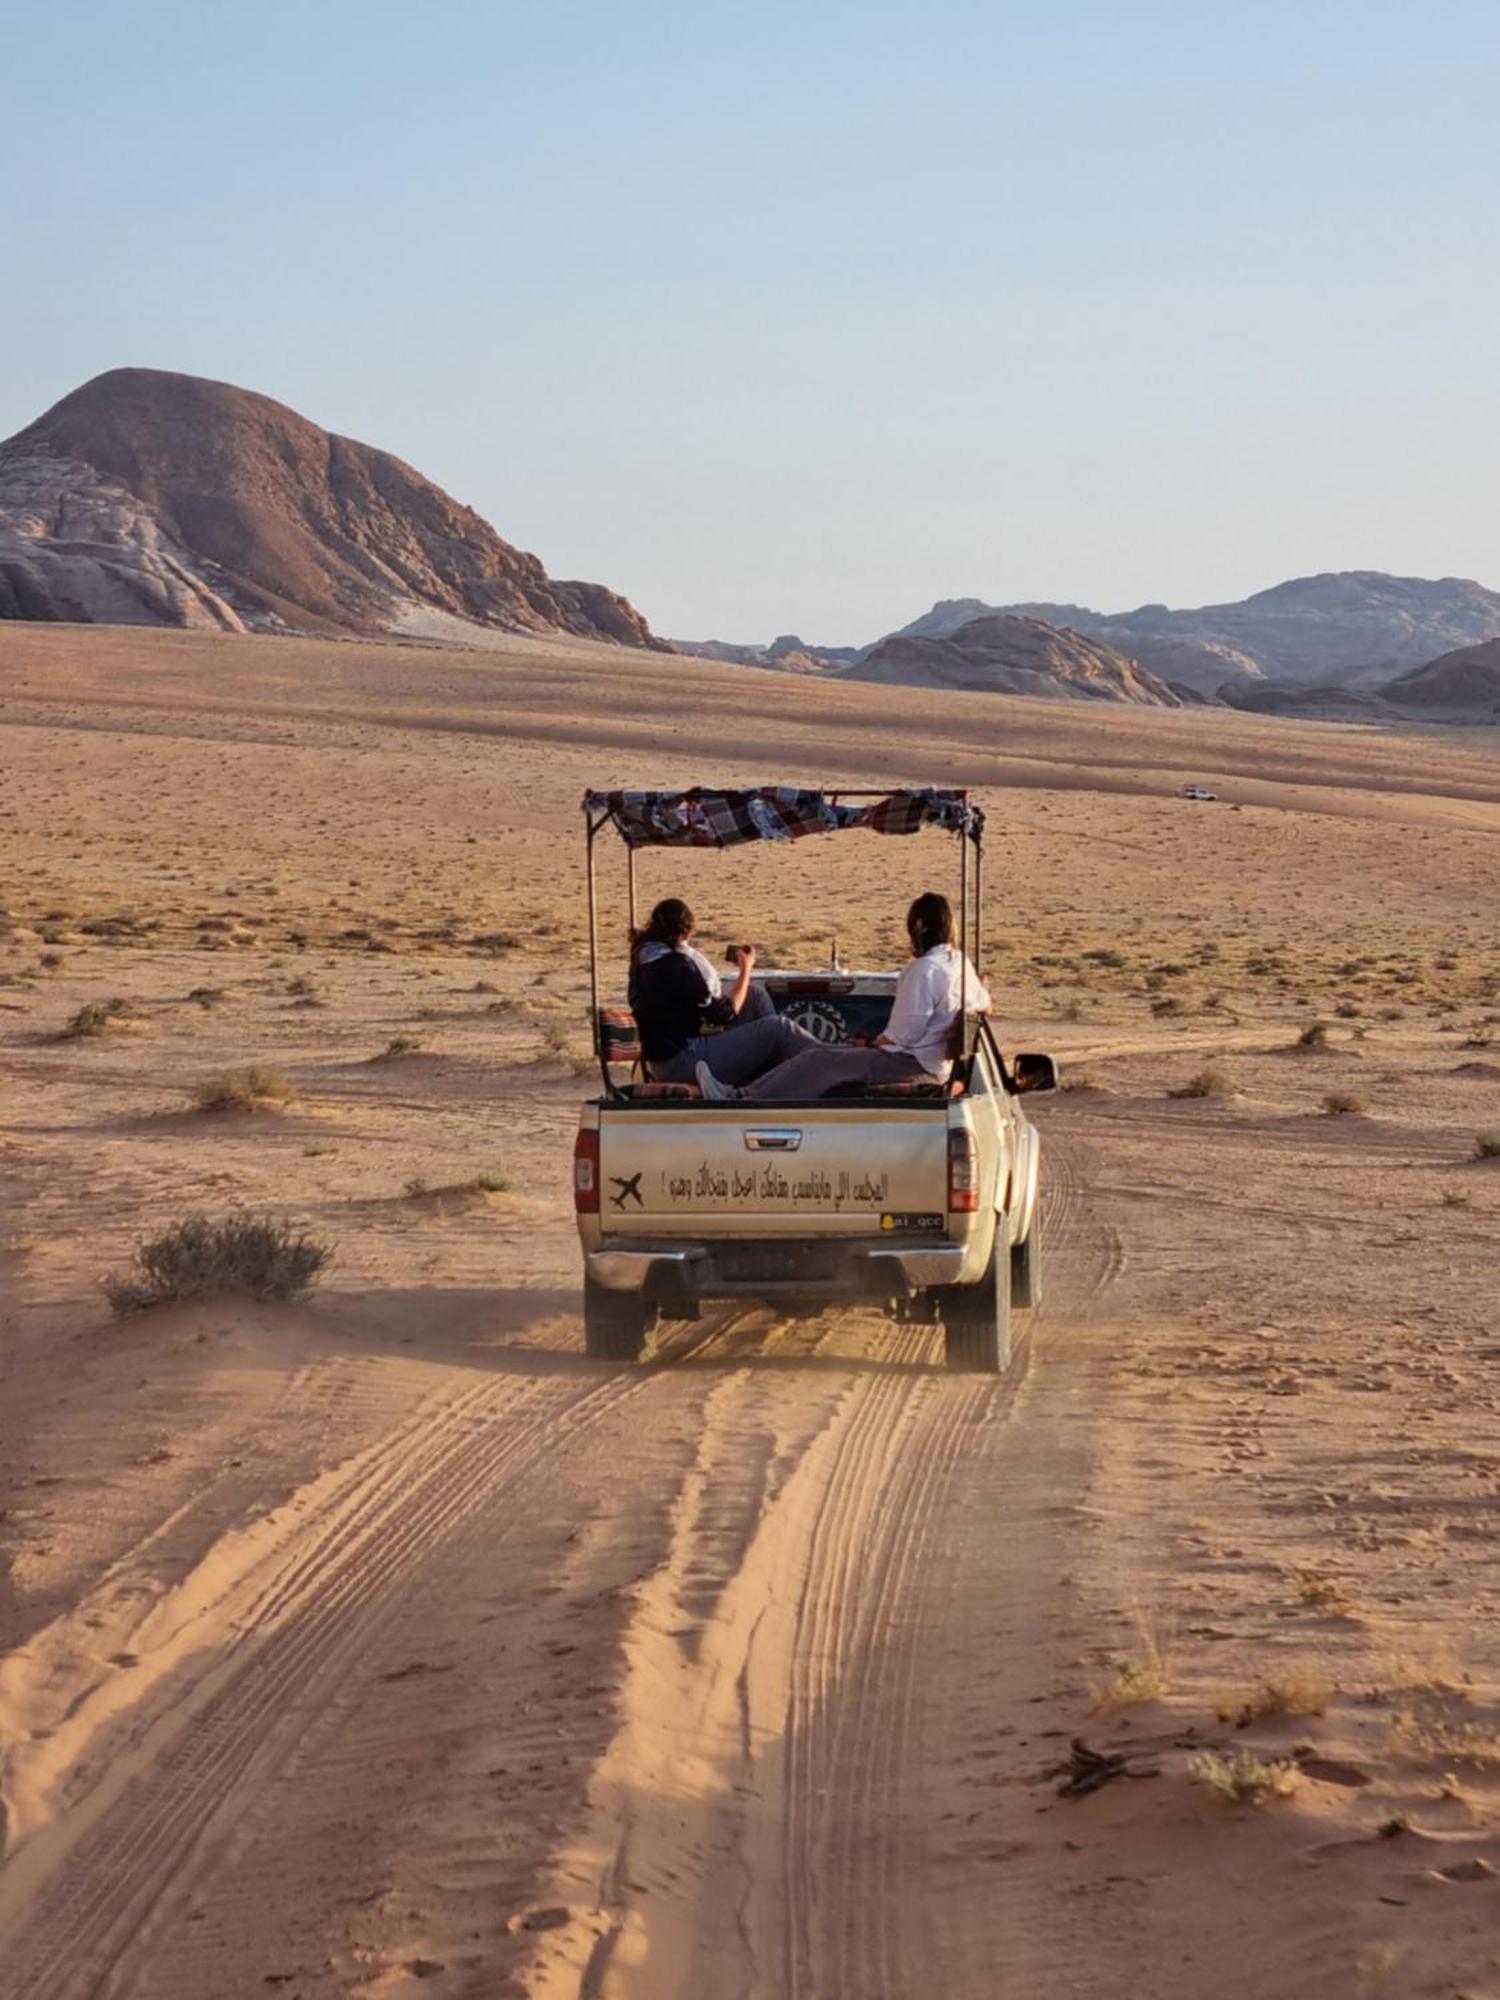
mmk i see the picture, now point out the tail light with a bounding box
[947,1127,979,1213]
[574,1128,600,1213]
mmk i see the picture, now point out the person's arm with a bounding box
[877,959,936,1049]
[726,944,756,1015]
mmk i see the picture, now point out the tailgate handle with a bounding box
[744,1129,802,1151]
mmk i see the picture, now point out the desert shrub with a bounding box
[473,1172,511,1193]
[1389,1709,1500,1769]
[380,1035,422,1058]
[1171,1066,1231,1099]
[1296,1020,1329,1049]
[473,931,519,956]
[1190,1749,1301,1805]
[1296,1573,1359,1614]
[39,952,63,972]
[1233,1665,1335,1720]
[194,1064,297,1113]
[1322,1091,1367,1116]
[103,1212,330,1315]
[1333,1001,1361,1019]
[62,997,134,1039]
[1081,947,1127,969]
[286,974,318,998]
[1150,995,1183,1017]
[1475,1133,1500,1160]
[187,986,225,1008]
[1092,1621,1172,1709]
[541,1020,573,1057]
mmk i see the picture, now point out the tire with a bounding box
[939,1234,1012,1374]
[583,1275,655,1361]
[1011,1208,1043,1312]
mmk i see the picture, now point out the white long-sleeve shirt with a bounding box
[882,944,991,1076]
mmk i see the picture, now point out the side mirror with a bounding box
[1012,1052,1058,1094]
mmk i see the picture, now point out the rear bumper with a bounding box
[587,1239,970,1302]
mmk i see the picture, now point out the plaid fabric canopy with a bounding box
[583,786,983,848]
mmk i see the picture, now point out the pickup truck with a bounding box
[573,969,1055,1373]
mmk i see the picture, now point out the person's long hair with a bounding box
[906,891,954,956]
[630,896,695,964]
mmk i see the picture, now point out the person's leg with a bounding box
[741,1046,926,1101]
[736,984,777,1023]
[648,1012,812,1086]
[692,1013,817,1086]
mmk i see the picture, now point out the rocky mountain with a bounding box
[0,368,666,647]
[1381,639,1500,720]
[846,613,1181,706]
[923,573,1500,688]
[672,632,861,673]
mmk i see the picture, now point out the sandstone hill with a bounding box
[978,572,1500,686]
[846,612,1181,706]
[1380,638,1500,720]
[0,368,665,647]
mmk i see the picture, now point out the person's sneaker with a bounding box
[696,1061,741,1101]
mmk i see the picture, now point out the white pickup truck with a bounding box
[573,968,1055,1372]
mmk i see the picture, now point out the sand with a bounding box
[2,621,1499,1998]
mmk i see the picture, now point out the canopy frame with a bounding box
[583,786,984,1094]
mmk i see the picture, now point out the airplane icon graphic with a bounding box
[610,1172,644,1209]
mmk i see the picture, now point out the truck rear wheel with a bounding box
[583,1276,656,1361]
[1011,1210,1043,1311]
[939,1237,1012,1374]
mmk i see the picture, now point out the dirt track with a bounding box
[4,625,1500,1998]
[1,1129,1114,2000]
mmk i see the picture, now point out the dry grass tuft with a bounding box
[61,996,134,1039]
[378,1035,423,1059]
[1170,1065,1232,1099]
[1389,1708,1500,1770]
[1234,1663,1335,1721]
[194,1064,297,1113]
[1475,1132,1500,1160]
[103,1213,330,1315]
[1295,1573,1359,1616]
[1295,1020,1330,1050]
[1190,1748,1301,1805]
[1322,1090,1367,1116]
[1092,1619,1173,1709]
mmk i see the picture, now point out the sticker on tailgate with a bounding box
[881,1212,946,1232]
[652,1161,894,1209]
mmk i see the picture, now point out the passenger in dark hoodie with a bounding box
[628,898,815,1086]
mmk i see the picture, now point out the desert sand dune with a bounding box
[2,623,1499,1997]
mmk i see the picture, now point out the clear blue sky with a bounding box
[5,1,1498,641]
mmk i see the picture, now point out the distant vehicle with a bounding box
[574,784,1056,1374]
[1180,784,1218,801]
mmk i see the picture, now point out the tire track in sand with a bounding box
[0,1324,743,2000]
[533,1312,1025,2000]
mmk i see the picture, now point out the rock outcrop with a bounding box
[672,632,861,673]
[994,573,1500,685]
[0,368,666,648]
[1380,639,1500,720]
[846,613,1181,706]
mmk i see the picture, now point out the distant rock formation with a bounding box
[976,573,1500,686]
[1380,638,1500,720]
[0,368,666,648]
[672,632,862,673]
[846,613,1181,706]
[1221,679,1398,723]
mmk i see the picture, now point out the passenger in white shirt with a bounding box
[697,892,990,1102]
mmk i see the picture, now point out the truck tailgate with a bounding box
[596,1105,951,1236]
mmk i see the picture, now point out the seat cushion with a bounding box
[598,1006,643,1064]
